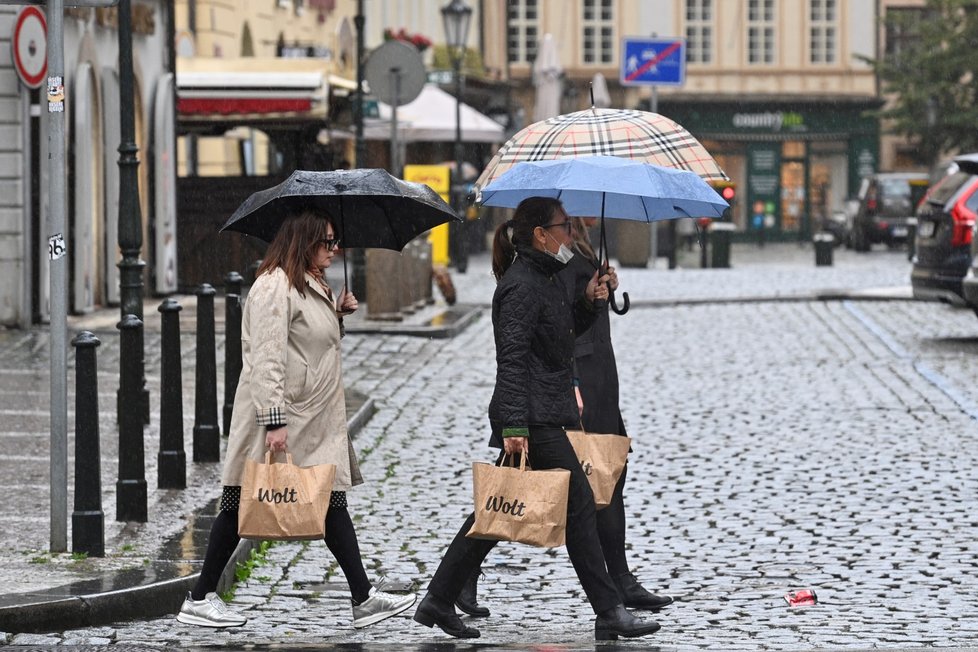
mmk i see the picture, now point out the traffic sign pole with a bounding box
[47,0,68,553]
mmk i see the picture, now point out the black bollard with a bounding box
[225,270,243,298]
[158,299,186,489]
[117,314,147,522]
[223,292,242,437]
[193,284,220,462]
[71,331,104,556]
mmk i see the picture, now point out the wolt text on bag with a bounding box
[466,453,570,548]
[565,430,631,509]
[238,451,336,541]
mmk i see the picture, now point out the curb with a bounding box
[0,393,378,635]
[624,286,916,309]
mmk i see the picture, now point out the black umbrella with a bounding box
[220,169,461,288]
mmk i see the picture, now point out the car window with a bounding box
[926,171,974,204]
[879,178,911,198]
[964,181,978,213]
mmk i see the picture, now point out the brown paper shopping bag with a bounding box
[238,451,336,541]
[565,430,631,509]
[466,453,570,548]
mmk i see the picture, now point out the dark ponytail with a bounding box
[490,197,563,281]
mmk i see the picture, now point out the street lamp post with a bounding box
[441,0,472,274]
[116,0,148,521]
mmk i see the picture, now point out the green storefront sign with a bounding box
[658,100,881,238]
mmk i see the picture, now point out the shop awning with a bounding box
[332,83,505,144]
[176,57,356,131]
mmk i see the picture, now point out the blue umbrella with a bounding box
[478,156,729,313]
[478,155,728,221]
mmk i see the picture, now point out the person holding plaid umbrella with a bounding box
[456,216,675,618]
[414,197,661,641]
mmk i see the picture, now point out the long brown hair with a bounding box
[256,210,332,295]
[570,217,597,263]
[491,197,564,281]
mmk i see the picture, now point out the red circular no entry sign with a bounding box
[12,6,47,89]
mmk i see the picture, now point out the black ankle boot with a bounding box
[613,572,674,610]
[414,594,480,639]
[455,569,490,617]
[594,604,661,641]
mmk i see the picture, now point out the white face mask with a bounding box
[545,229,575,264]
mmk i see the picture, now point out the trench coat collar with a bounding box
[303,271,336,309]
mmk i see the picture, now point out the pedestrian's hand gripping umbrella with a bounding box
[478,156,728,310]
[220,169,461,291]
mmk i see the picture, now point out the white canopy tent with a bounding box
[362,83,505,143]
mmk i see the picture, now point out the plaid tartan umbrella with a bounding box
[474,107,727,199]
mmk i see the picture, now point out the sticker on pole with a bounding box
[48,233,66,261]
[47,75,64,113]
[12,6,47,89]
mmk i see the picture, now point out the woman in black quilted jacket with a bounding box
[413,197,661,642]
[460,216,674,617]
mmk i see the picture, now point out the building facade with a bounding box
[0,2,174,327]
[484,0,887,240]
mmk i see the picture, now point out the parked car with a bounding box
[953,155,978,314]
[911,156,978,306]
[850,172,930,251]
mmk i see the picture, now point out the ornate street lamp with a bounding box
[441,0,472,273]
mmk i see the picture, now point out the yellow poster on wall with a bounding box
[404,164,451,267]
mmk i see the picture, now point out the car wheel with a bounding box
[854,226,870,252]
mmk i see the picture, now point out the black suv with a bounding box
[912,155,978,306]
[850,172,930,251]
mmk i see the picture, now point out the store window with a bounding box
[507,0,539,64]
[747,0,775,64]
[582,0,614,65]
[884,7,925,64]
[809,0,836,64]
[686,0,713,64]
[781,141,806,232]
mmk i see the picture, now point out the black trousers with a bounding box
[426,426,620,615]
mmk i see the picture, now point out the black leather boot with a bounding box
[414,594,480,639]
[614,572,674,610]
[594,604,661,640]
[454,569,490,617]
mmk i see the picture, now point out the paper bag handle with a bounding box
[501,452,528,472]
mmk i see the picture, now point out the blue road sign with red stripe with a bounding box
[620,37,686,87]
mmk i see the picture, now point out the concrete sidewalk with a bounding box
[0,241,935,638]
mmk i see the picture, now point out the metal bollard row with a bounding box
[365,239,434,320]
[66,275,249,539]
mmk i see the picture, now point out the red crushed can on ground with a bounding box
[784,589,817,607]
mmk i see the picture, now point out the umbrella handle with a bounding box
[610,290,629,315]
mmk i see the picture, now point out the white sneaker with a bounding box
[176,591,247,628]
[352,587,417,628]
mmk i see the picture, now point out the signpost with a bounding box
[620,37,686,87]
[12,6,46,88]
[620,36,686,269]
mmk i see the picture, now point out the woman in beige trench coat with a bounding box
[175,210,416,629]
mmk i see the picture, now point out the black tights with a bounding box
[191,494,372,604]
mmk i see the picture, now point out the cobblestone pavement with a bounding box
[5,244,978,649]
